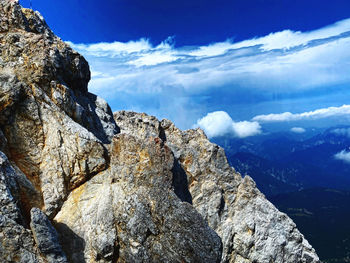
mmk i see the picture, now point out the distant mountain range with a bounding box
[213,126,350,262]
[271,188,350,263]
[213,126,350,196]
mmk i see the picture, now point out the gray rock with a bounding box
[0,151,22,224]
[0,214,40,263]
[0,151,41,263]
[54,134,222,263]
[30,208,67,263]
[114,111,320,263]
[0,0,117,217]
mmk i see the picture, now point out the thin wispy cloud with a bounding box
[331,128,350,138]
[252,105,350,123]
[230,18,350,51]
[68,18,350,130]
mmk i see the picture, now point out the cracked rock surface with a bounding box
[0,1,320,262]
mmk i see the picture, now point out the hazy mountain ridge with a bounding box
[271,188,350,263]
[214,126,350,195]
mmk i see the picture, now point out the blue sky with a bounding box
[20,0,350,138]
[20,0,350,46]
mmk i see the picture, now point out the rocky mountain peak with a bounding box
[0,0,90,92]
[0,1,320,262]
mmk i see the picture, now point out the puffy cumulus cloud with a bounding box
[67,18,350,129]
[196,111,233,138]
[196,111,261,138]
[334,150,350,164]
[232,121,262,138]
[253,105,350,123]
[290,127,306,133]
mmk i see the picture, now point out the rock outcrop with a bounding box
[0,1,320,262]
[114,111,320,263]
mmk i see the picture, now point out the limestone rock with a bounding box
[114,111,320,263]
[30,208,67,263]
[0,0,118,217]
[54,134,222,263]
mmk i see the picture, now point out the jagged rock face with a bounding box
[0,1,320,262]
[0,0,118,217]
[0,1,89,92]
[54,134,222,262]
[114,111,320,263]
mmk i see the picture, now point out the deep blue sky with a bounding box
[20,0,350,46]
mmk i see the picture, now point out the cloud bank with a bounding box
[252,105,350,123]
[334,150,350,164]
[194,103,350,138]
[68,18,350,130]
[195,111,261,138]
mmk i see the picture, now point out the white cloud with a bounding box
[253,105,350,123]
[69,18,350,62]
[67,18,350,129]
[127,49,178,66]
[230,18,350,51]
[67,38,153,57]
[232,121,262,138]
[188,41,237,57]
[196,111,233,138]
[334,150,350,164]
[291,127,306,133]
[196,111,261,138]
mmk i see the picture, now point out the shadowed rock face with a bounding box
[0,1,319,262]
[30,208,68,263]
